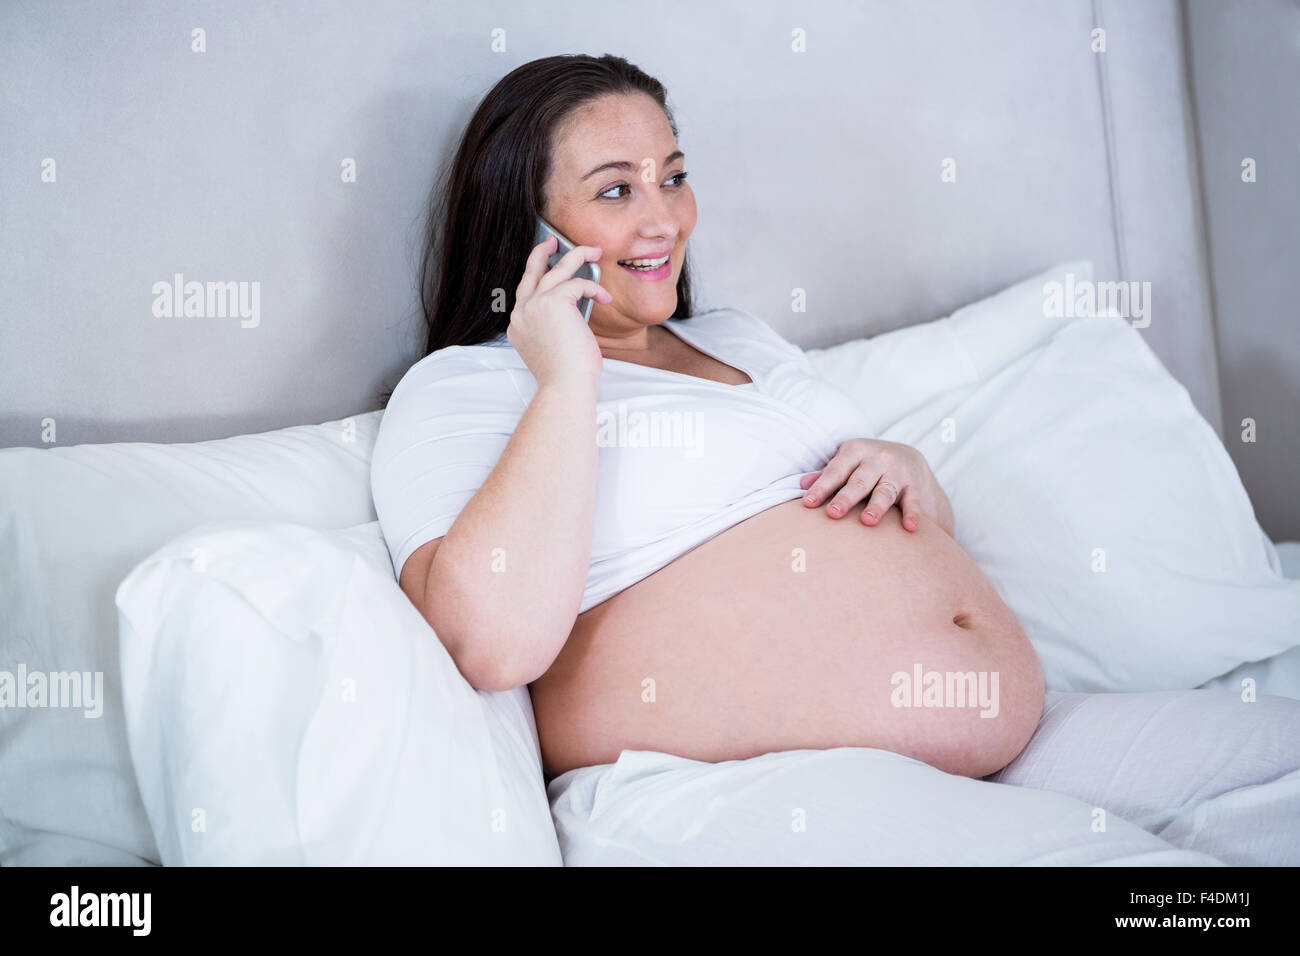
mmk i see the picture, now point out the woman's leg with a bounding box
[986,689,1300,865]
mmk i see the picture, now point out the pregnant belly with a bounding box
[528,498,1046,782]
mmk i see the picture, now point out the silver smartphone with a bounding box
[534,216,601,323]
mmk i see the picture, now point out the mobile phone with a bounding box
[534,216,602,323]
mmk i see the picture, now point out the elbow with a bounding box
[457,651,551,694]
[417,563,573,692]
[462,629,565,692]
[423,611,515,692]
[426,607,562,693]
[461,658,525,693]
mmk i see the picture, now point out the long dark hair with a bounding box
[383,54,696,406]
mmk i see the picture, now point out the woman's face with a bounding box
[542,92,697,343]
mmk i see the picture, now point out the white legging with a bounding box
[985,688,1300,866]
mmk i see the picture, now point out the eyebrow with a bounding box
[582,150,685,181]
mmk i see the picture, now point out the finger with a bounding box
[860,477,901,525]
[799,471,823,494]
[898,486,923,532]
[826,466,881,518]
[536,244,603,295]
[517,234,557,303]
[801,453,860,511]
[558,276,613,304]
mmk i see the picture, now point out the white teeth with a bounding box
[618,254,669,268]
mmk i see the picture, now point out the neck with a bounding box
[594,323,662,354]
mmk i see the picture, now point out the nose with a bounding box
[635,183,682,242]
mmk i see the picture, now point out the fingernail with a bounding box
[828,504,842,515]
[865,511,876,521]
[803,494,816,504]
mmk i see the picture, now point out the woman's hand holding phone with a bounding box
[509,234,611,392]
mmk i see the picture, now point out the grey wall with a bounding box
[1,0,1293,534]
[1184,0,1300,541]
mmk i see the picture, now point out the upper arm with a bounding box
[397,533,499,690]
[398,535,443,622]
[370,351,522,592]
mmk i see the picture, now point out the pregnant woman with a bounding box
[372,53,1044,782]
[372,55,1300,864]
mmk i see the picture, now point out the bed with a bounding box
[2,1,1297,866]
[2,259,1298,865]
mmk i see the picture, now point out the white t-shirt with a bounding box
[370,307,875,613]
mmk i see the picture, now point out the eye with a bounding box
[597,171,689,201]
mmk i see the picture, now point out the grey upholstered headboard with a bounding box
[2,0,1296,536]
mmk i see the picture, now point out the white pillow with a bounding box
[0,412,381,865]
[114,520,561,865]
[807,260,1300,692]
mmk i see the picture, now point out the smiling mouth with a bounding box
[616,252,671,270]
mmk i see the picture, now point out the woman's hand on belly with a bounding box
[800,438,955,536]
